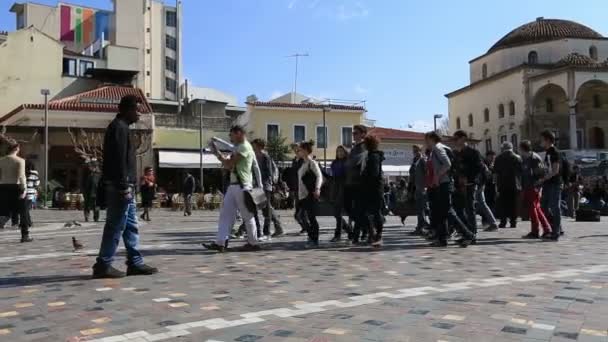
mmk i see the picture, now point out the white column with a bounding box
[568,99,578,150]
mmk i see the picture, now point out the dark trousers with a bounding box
[333,201,351,238]
[484,183,497,217]
[262,190,282,235]
[367,209,384,243]
[345,185,368,242]
[0,185,29,238]
[454,185,478,234]
[498,189,519,225]
[299,195,320,242]
[430,183,473,242]
[293,192,309,232]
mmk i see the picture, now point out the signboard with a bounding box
[382,149,413,166]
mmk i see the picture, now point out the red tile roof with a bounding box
[0,86,152,124]
[248,101,365,111]
[368,127,425,141]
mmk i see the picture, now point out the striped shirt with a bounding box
[26,170,40,201]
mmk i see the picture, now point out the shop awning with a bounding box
[158,150,221,169]
[383,164,410,177]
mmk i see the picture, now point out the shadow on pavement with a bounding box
[0,274,92,288]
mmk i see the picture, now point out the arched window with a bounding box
[511,134,518,151]
[528,51,538,64]
[593,94,601,108]
[484,108,490,122]
[509,101,515,116]
[546,98,554,113]
[482,63,488,79]
[456,117,461,130]
[468,113,474,127]
[498,104,505,118]
[590,45,598,60]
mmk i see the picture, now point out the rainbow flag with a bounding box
[60,5,109,46]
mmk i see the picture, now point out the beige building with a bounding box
[8,0,182,102]
[243,92,367,162]
[447,18,608,153]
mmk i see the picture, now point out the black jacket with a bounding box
[454,146,484,185]
[361,150,385,207]
[103,115,136,191]
[183,175,196,195]
[494,150,523,192]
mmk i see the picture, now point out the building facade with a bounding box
[243,92,367,162]
[447,18,608,153]
[8,0,182,102]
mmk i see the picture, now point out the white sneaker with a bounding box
[258,235,272,242]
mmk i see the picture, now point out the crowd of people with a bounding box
[1,94,607,279]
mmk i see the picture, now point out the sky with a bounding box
[2,0,608,131]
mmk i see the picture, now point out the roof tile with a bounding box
[248,101,365,111]
[368,127,425,141]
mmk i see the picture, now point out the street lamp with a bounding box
[40,89,50,208]
[198,100,206,193]
[433,114,443,132]
[322,106,331,169]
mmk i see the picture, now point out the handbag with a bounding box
[234,171,267,209]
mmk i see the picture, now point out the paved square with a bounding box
[1,209,607,342]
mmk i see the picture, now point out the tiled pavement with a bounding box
[0,209,607,342]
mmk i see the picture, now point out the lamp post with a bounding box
[433,114,443,132]
[322,106,331,169]
[199,100,206,193]
[40,89,50,208]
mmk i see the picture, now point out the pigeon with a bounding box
[73,221,82,227]
[64,222,73,228]
[72,237,84,251]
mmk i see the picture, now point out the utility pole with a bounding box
[199,100,206,193]
[40,89,50,208]
[287,53,309,103]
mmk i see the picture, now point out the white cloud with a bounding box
[354,84,369,95]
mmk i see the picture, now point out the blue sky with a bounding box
[1,0,607,130]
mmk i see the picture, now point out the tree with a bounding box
[266,135,291,163]
[437,117,450,136]
[67,127,152,164]
[0,126,39,156]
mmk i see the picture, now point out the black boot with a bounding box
[92,264,126,279]
[20,226,33,243]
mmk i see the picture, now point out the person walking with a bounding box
[139,167,156,222]
[539,130,562,241]
[361,135,385,247]
[330,145,351,242]
[296,141,323,247]
[425,132,474,248]
[0,139,31,242]
[477,159,499,232]
[82,160,101,222]
[287,143,308,234]
[92,95,158,278]
[567,165,582,218]
[204,125,260,252]
[494,142,523,228]
[452,130,485,236]
[519,140,552,239]
[252,139,284,238]
[345,125,368,244]
[25,161,40,211]
[483,151,498,217]
[408,144,429,234]
[183,172,196,216]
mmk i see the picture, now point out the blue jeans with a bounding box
[414,190,429,229]
[475,185,497,226]
[95,185,143,267]
[541,183,562,239]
